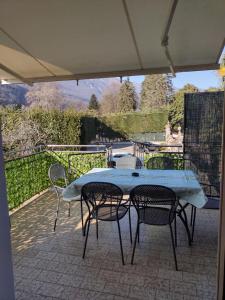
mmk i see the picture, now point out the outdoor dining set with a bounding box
[48,156,207,271]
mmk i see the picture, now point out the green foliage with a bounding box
[1,107,169,149]
[88,94,100,110]
[144,152,183,168]
[101,110,168,135]
[79,110,168,143]
[118,80,137,112]
[50,151,106,180]
[168,84,199,129]
[1,108,81,151]
[5,151,106,210]
[5,152,55,209]
[141,74,174,110]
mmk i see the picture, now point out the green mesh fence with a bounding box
[5,151,56,210]
[49,151,107,180]
[5,150,107,210]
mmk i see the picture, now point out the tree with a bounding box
[140,74,173,110]
[26,82,65,110]
[168,84,199,130]
[118,80,137,113]
[88,94,99,111]
[100,82,120,114]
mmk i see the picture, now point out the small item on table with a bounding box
[132,172,139,177]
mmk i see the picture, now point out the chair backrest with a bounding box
[116,156,137,169]
[48,163,68,186]
[130,184,178,223]
[146,156,174,170]
[136,157,143,169]
[81,182,123,211]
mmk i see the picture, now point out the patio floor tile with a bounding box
[11,190,218,300]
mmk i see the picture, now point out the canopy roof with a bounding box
[0,0,224,85]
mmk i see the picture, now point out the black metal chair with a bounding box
[130,184,178,270]
[190,182,220,242]
[81,182,132,265]
[146,156,174,170]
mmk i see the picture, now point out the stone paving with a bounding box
[11,190,219,300]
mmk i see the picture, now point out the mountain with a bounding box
[0,77,140,108]
[58,78,119,103]
[0,84,28,107]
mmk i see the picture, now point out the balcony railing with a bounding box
[5,144,184,211]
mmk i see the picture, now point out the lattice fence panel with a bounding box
[184,91,224,196]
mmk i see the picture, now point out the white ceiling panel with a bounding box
[0,0,224,83]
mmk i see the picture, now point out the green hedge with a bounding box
[1,108,168,148]
[101,110,168,134]
[5,152,55,210]
[5,150,106,210]
[81,110,168,143]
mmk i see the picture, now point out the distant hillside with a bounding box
[58,78,119,103]
[0,84,28,107]
[0,78,140,107]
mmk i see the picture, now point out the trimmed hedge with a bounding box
[1,108,168,148]
[101,110,168,134]
[81,110,168,143]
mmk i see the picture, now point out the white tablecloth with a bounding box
[63,168,207,208]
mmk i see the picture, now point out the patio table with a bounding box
[63,168,207,245]
[63,168,207,208]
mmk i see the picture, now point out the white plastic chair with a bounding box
[48,163,81,231]
[116,156,137,169]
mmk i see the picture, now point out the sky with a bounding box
[130,70,222,91]
[130,48,225,91]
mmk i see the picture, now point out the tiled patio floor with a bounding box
[11,190,219,300]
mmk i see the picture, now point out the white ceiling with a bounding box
[0,0,224,84]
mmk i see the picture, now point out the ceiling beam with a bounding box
[122,0,143,69]
[0,27,55,76]
[17,63,219,84]
[0,63,33,86]
[161,0,179,76]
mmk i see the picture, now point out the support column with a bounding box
[217,79,225,300]
[0,129,15,300]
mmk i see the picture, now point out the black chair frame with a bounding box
[130,184,179,270]
[81,182,132,265]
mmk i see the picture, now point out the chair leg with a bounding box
[131,221,139,265]
[82,218,91,259]
[68,202,71,217]
[169,224,178,271]
[137,223,140,243]
[128,205,132,244]
[80,200,85,236]
[117,219,125,265]
[177,212,192,246]
[190,205,194,226]
[96,212,99,240]
[191,207,196,242]
[174,215,177,247]
[53,197,61,231]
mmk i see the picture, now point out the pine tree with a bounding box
[118,80,137,113]
[140,74,174,110]
[88,94,99,111]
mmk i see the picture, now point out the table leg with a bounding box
[176,202,192,246]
